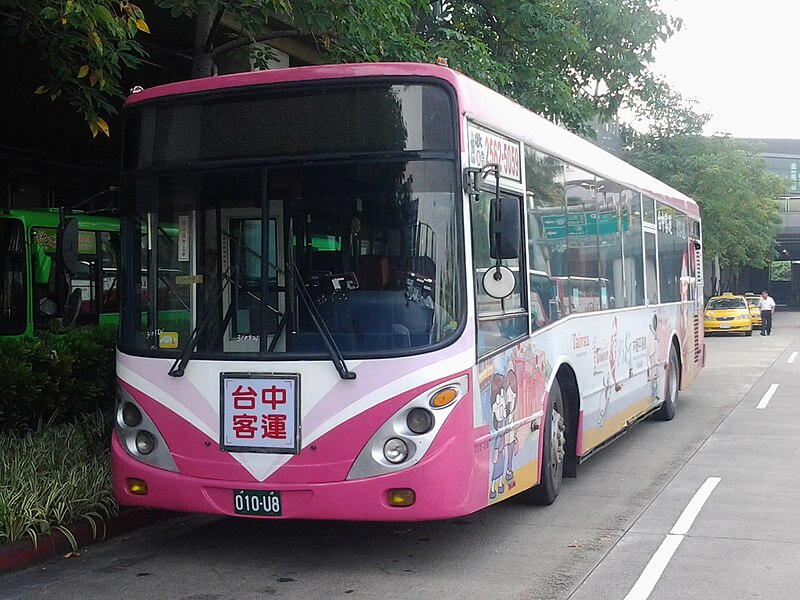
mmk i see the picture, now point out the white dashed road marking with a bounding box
[624,477,722,600]
[756,384,779,410]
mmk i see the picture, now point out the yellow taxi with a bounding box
[704,292,753,336]
[743,293,762,329]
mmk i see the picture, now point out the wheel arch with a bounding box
[670,333,683,390]
[552,362,580,479]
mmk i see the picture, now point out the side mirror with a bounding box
[489,196,520,260]
[62,288,82,328]
[57,217,80,276]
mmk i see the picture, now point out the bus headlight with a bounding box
[121,402,142,427]
[383,438,409,464]
[115,386,179,472]
[407,408,434,434]
[347,374,468,480]
[135,431,157,455]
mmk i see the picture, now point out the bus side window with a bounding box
[524,146,565,329]
[472,191,527,355]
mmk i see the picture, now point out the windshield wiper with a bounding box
[290,262,356,380]
[168,269,231,377]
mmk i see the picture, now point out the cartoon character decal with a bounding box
[480,344,550,504]
[647,314,661,401]
[477,298,700,506]
[489,369,520,498]
[598,316,619,426]
[644,307,678,406]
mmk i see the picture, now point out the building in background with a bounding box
[735,139,800,305]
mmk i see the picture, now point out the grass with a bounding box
[0,413,118,549]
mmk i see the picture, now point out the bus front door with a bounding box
[221,202,284,353]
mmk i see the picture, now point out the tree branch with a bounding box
[211,29,305,59]
[203,9,225,54]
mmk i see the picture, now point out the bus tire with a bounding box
[653,345,679,421]
[530,383,566,505]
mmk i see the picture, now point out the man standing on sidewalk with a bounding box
[759,291,776,335]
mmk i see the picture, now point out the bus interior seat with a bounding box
[295,290,432,351]
[357,255,389,290]
[312,250,346,274]
[34,296,58,330]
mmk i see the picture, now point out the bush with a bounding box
[0,413,118,547]
[0,325,117,433]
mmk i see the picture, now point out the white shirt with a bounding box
[759,296,776,311]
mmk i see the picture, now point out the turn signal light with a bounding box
[127,478,148,495]
[430,387,458,408]
[387,488,416,507]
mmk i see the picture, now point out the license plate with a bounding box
[234,489,282,516]
[719,323,731,329]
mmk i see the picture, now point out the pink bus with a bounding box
[113,63,705,520]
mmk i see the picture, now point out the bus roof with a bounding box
[124,62,699,219]
[0,208,119,231]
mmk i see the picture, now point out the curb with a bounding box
[0,508,179,574]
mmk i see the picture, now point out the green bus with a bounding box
[0,208,121,337]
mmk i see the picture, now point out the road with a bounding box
[3,312,800,600]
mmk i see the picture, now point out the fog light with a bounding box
[121,402,142,427]
[383,438,409,464]
[127,478,148,495]
[388,488,415,507]
[407,408,434,434]
[135,430,156,455]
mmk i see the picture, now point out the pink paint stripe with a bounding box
[302,330,474,434]
[117,352,219,433]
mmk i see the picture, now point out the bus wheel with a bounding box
[531,383,566,505]
[653,346,679,421]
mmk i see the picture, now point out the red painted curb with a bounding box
[0,508,178,574]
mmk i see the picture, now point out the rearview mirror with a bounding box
[57,217,79,276]
[489,196,520,260]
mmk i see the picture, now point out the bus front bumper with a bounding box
[112,434,481,522]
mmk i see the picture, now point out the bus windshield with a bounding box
[0,218,26,336]
[120,82,463,358]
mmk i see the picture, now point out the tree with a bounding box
[416,0,682,132]
[625,132,788,291]
[1,0,149,137]
[4,0,684,136]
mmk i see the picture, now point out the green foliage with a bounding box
[625,77,712,139]
[414,0,682,132]
[0,325,117,433]
[4,0,684,136]
[0,413,117,547]
[1,0,148,136]
[771,261,791,282]
[625,134,788,271]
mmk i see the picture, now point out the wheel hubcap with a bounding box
[550,406,566,473]
[668,357,678,404]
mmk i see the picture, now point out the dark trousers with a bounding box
[761,310,773,334]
